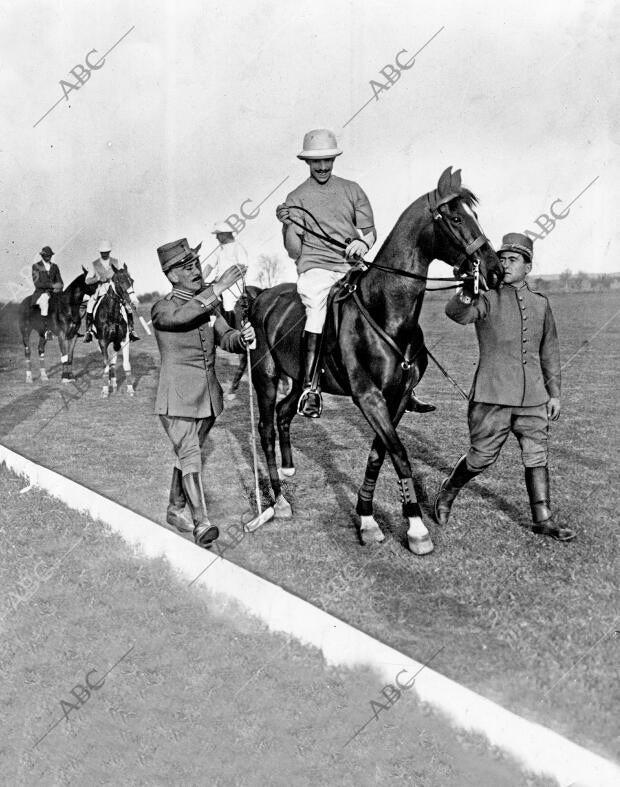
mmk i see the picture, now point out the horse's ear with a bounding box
[452,168,462,190]
[82,265,88,274]
[437,166,453,196]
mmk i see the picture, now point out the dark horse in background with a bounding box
[92,263,139,398]
[248,167,502,555]
[18,272,96,383]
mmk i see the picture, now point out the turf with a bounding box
[0,290,618,763]
[0,469,554,786]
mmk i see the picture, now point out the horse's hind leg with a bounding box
[275,381,303,479]
[37,334,48,382]
[228,352,247,399]
[256,375,292,518]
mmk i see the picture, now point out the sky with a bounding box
[1,0,618,296]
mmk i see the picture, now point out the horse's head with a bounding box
[112,263,137,300]
[426,167,503,291]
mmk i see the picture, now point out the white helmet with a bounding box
[297,128,342,160]
[211,221,234,235]
[99,240,112,253]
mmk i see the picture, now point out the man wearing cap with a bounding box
[202,222,249,325]
[433,233,574,541]
[83,241,140,343]
[31,246,64,331]
[152,238,255,548]
[276,128,434,418]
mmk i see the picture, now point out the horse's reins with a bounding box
[286,200,482,399]
[284,201,487,290]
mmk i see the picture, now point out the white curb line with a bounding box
[2,444,618,787]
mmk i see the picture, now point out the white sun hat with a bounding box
[297,128,342,160]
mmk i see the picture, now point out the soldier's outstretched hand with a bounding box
[216,264,247,290]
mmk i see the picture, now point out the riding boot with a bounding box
[525,466,575,541]
[434,455,480,525]
[83,312,94,342]
[297,331,323,418]
[126,309,140,342]
[166,467,193,533]
[181,472,219,548]
[406,389,437,413]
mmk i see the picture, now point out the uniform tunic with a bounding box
[445,281,561,470]
[152,285,246,475]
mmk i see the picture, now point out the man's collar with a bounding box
[170,286,194,301]
[504,280,528,290]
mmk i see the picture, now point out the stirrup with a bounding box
[297,386,323,418]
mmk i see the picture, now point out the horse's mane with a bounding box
[456,187,479,210]
[66,271,87,290]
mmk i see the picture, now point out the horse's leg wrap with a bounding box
[399,478,421,518]
[356,477,377,516]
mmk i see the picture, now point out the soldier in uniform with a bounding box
[433,232,575,541]
[83,240,140,343]
[152,238,255,548]
[276,128,434,418]
[31,246,63,331]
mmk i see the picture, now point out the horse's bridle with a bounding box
[285,200,488,291]
[426,190,490,294]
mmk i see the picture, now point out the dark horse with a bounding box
[18,272,96,383]
[92,264,139,397]
[249,167,502,555]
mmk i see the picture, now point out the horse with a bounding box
[248,166,503,555]
[18,272,96,383]
[91,263,139,398]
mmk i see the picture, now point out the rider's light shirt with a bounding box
[285,175,374,275]
[204,241,248,312]
[85,256,118,284]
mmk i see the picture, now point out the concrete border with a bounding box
[1,443,617,787]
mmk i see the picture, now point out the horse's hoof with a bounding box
[25,372,33,384]
[273,494,292,518]
[40,372,49,383]
[407,533,434,555]
[360,527,385,545]
[127,386,135,397]
[101,388,109,399]
[62,377,73,385]
[278,466,296,480]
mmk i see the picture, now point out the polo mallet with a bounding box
[239,277,275,532]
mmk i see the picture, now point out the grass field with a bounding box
[0,289,618,766]
[0,469,556,786]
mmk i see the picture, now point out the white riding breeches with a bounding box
[38,292,49,316]
[297,268,344,334]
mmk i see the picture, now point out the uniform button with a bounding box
[523,326,528,331]
[523,315,528,320]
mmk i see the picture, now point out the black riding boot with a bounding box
[297,331,322,418]
[434,455,480,525]
[83,312,94,342]
[181,472,219,547]
[126,309,140,342]
[166,467,193,533]
[406,389,436,413]
[525,466,575,541]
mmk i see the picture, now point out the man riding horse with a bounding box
[31,246,63,333]
[276,128,434,418]
[83,240,140,343]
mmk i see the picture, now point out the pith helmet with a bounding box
[40,246,54,258]
[157,238,203,274]
[211,221,234,234]
[297,128,342,160]
[99,240,112,253]
[498,233,534,263]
